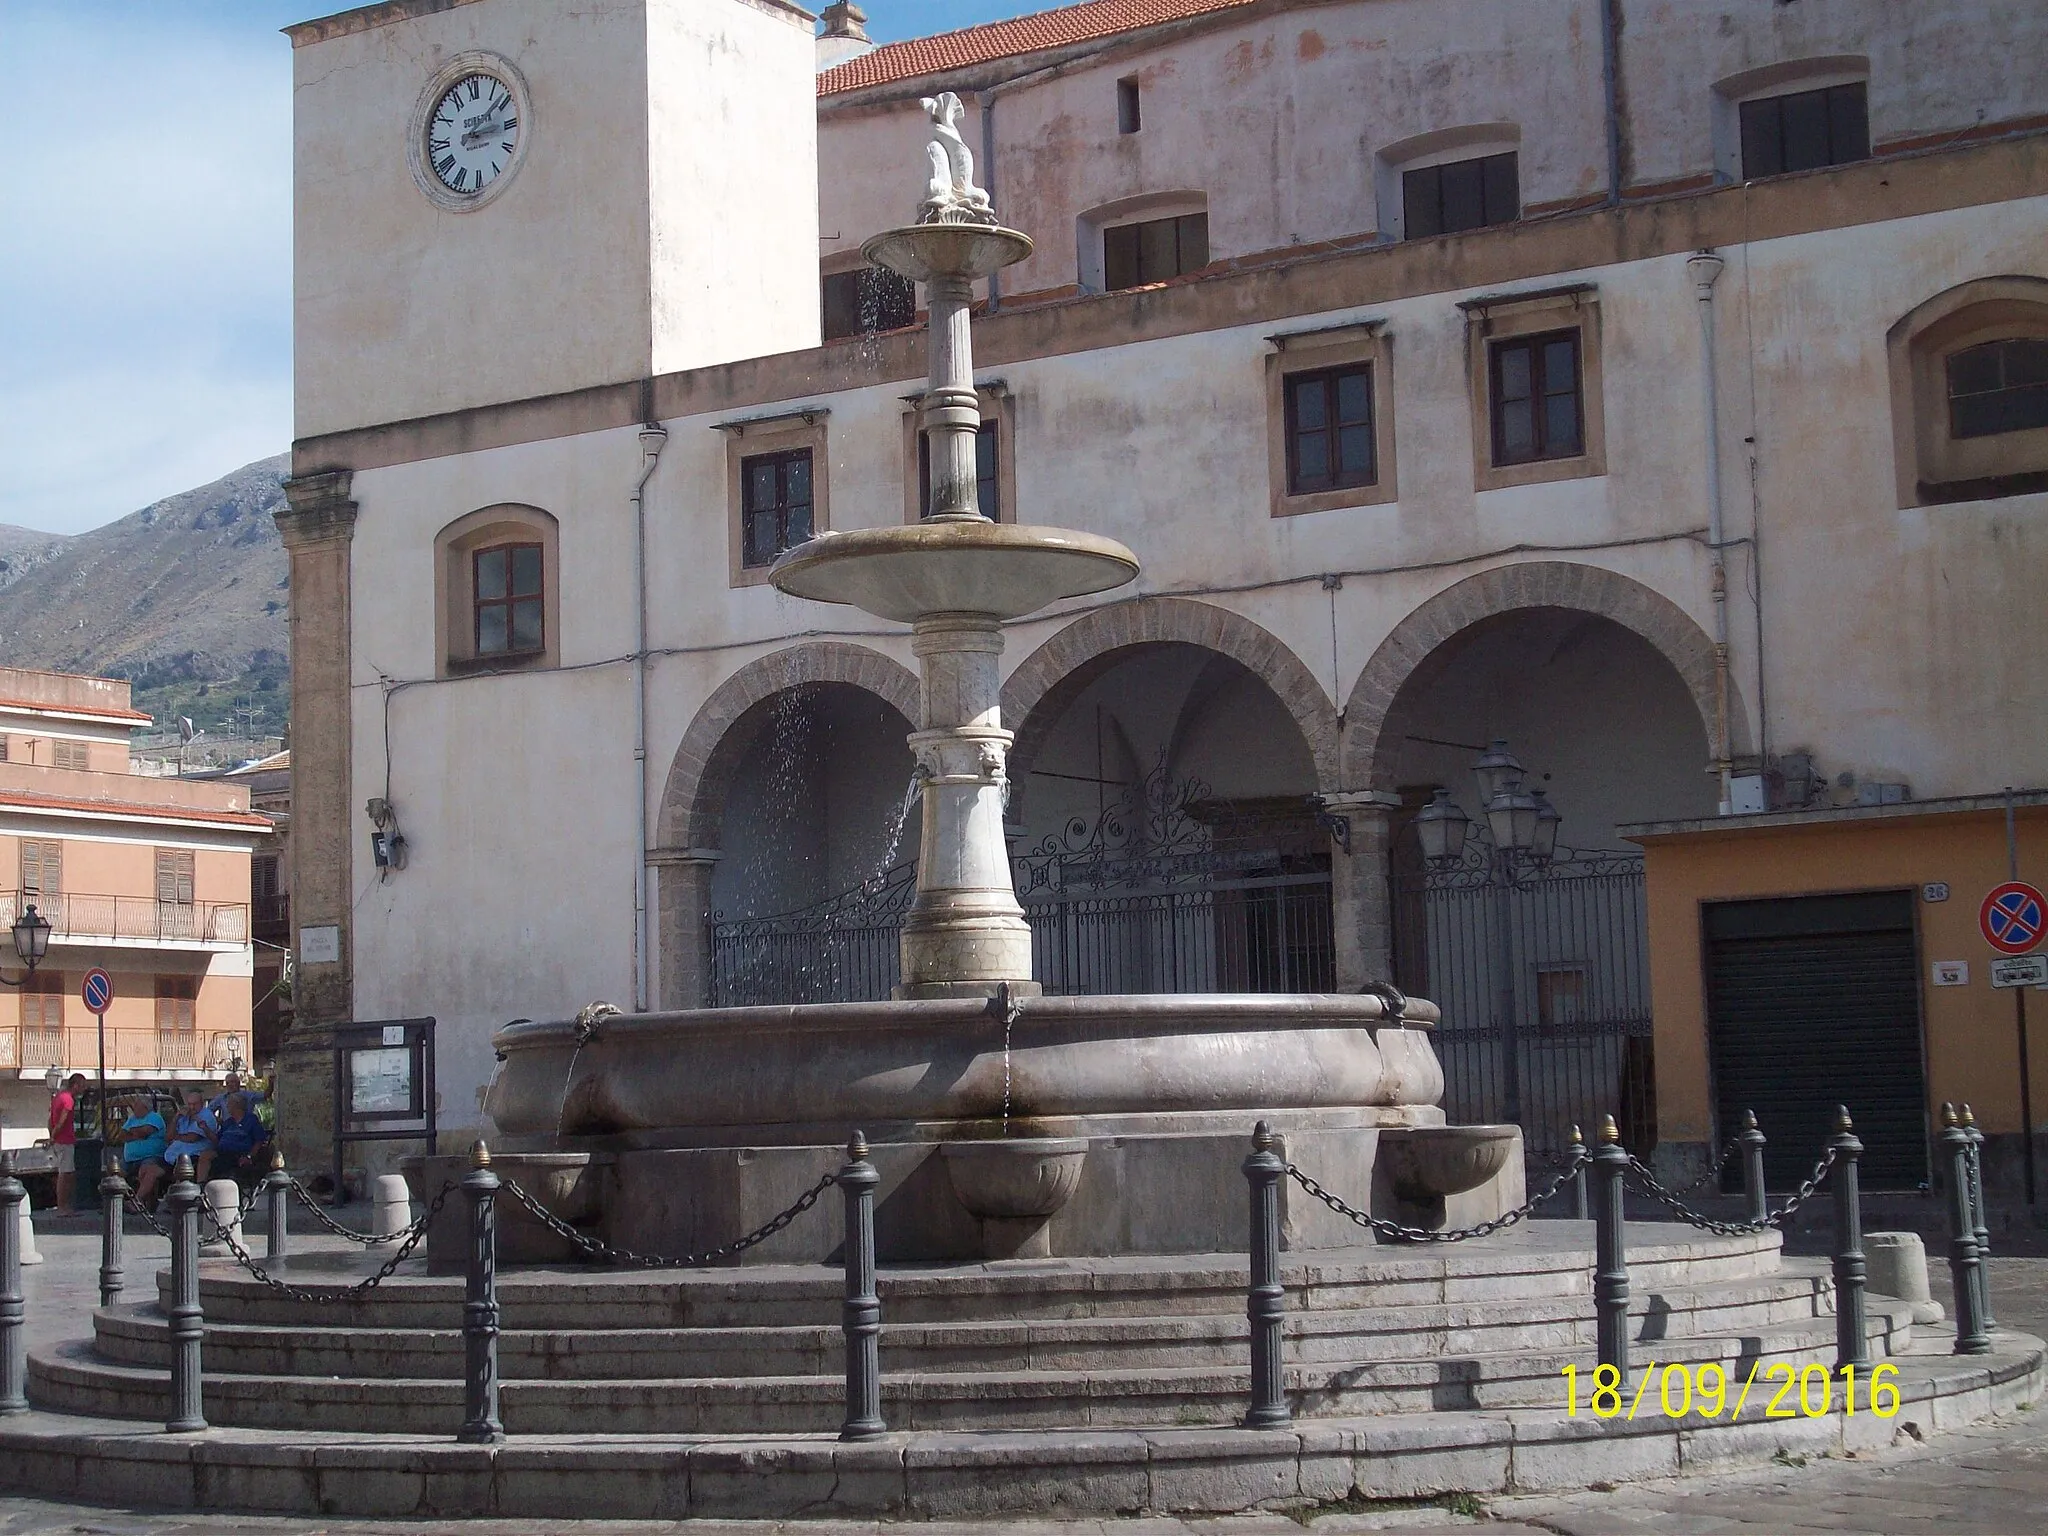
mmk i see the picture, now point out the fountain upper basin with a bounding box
[486,991,1444,1147]
[769,521,1139,623]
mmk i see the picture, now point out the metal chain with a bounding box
[122,1190,173,1239]
[286,1178,414,1245]
[1675,1136,1741,1195]
[1286,1153,1587,1244]
[194,1182,455,1302]
[499,1171,837,1268]
[1623,1146,1837,1235]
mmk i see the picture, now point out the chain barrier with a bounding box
[286,1179,414,1245]
[1674,1135,1740,1196]
[1286,1152,1588,1244]
[499,1171,837,1268]
[122,1190,174,1240]
[194,1183,456,1302]
[1622,1145,1837,1235]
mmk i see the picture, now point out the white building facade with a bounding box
[277,0,2048,1186]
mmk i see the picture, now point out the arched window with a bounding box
[434,504,560,673]
[1887,276,2048,506]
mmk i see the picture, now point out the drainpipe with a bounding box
[980,95,1001,311]
[630,422,668,1011]
[1687,250,1734,814]
[1597,0,1624,205]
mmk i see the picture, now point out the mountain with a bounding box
[0,457,290,732]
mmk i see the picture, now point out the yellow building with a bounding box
[0,668,270,1151]
[1631,794,2048,1200]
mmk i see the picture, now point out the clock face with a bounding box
[425,73,520,197]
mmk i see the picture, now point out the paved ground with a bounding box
[5,1221,2046,1534]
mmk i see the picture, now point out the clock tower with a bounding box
[286,0,821,439]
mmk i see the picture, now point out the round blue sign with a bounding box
[80,968,113,1014]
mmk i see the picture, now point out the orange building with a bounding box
[0,668,270,1152]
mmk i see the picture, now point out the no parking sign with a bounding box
[1981,881,2047,955]
[80,967,113,1014]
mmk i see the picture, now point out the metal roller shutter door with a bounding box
[1704,890,1928,1190]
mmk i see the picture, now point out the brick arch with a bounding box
[1341,562,1740,789]
[1001,598,1341,790]
[658,642,920,850]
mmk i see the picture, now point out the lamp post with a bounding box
[0,907,51,989]
[1415,741,1561,1127]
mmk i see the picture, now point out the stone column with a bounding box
[898,614,1037,998]
[274,470,358,1179]
[652,847,721,1010]
[1322,790,1399,991]
[921,272,985,522]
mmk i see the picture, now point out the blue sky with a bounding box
[0,2,1036,536]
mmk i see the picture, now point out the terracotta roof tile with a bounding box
[0,789,271,829]
[0,696,152,723]
[819,0,1257,96]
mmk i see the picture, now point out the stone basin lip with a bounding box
[768,520,1140,622]
[494,991,1437,1055]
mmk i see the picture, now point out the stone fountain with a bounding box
[466,94,1520,1267]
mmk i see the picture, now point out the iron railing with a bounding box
[0,1024,243,1073]
[0,890,249,944]
[1391,842,1651,1156]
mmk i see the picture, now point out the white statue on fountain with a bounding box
[918,91,997,226]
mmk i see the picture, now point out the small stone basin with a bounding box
[770,520,1139,623]
[942,1137,1088,1259]
[1376,1125,1518,1202]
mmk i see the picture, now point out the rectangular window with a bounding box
[23,971,64,1053]
[1403,152,1519,239]
[740,448,815,568]
[1117,76,1141,135]
[821,265,917,342]
[51,739,89,771]
[1102,212,1208,291]
[1947,337,2048,440]
[1490,329,1584,465]
[155,975,197,1066]
[1739,82,1869,179]
[20,839,61,901]
[155,848,195,907]
[918,421,1000,520]
[474,543,544,657]
[1283,366,1377,493]
[0,735,10,761]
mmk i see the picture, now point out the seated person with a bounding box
[212,1093,271,1183]
[162,1089,220,1186]
[120,1094,171,1206]
[207,1070,264,1117]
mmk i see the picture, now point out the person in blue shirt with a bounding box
[206,1071,264,1118]
[119,1094,171,1206]
[211,1093,271,1184]
[162,1089,219,1185]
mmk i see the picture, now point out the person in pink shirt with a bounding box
[48,1072,84,1213]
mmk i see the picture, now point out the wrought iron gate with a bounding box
[1390,841,1652,1156]
[710,766,1334,1006]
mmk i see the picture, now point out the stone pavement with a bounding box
[2,1226,2044,1533]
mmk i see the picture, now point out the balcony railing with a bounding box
[0,890,249,945]
[0,1024,243,1074]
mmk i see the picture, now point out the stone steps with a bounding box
[28,1301,1917,1434]
[96,1266,1846,1381]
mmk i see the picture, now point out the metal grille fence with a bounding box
[1391,844,1652,1156]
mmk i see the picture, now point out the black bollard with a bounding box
[1940,1105,1989,1355]
[1592,1115,1630,1388]
[99,1148,127,1308]
[1,1154,26,1415]
[1962,1106,1994,1330]
[264,1151,291,1263]
[1242,1121,1291,1428]
[458,1141,504,1445]
[838,1131,885,1441]
[1829,1108,1869,1372]
[165,1156,206,1431]
[1739,1110,1768,1224]
[1569,1125,1590,1221]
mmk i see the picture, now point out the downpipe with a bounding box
[1688,251,1734,814]
[631,423,668,1011]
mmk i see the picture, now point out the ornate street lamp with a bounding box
[1414,788,1471,865]
[0,904,51,988]
[1485,783,1543,856]
[1472,739,1525,806]
[1529,789,1561,865]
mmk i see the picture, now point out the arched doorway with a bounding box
[1347,569,1725,1154]
[1007,631,1334,996]
[654,643,920,1008]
